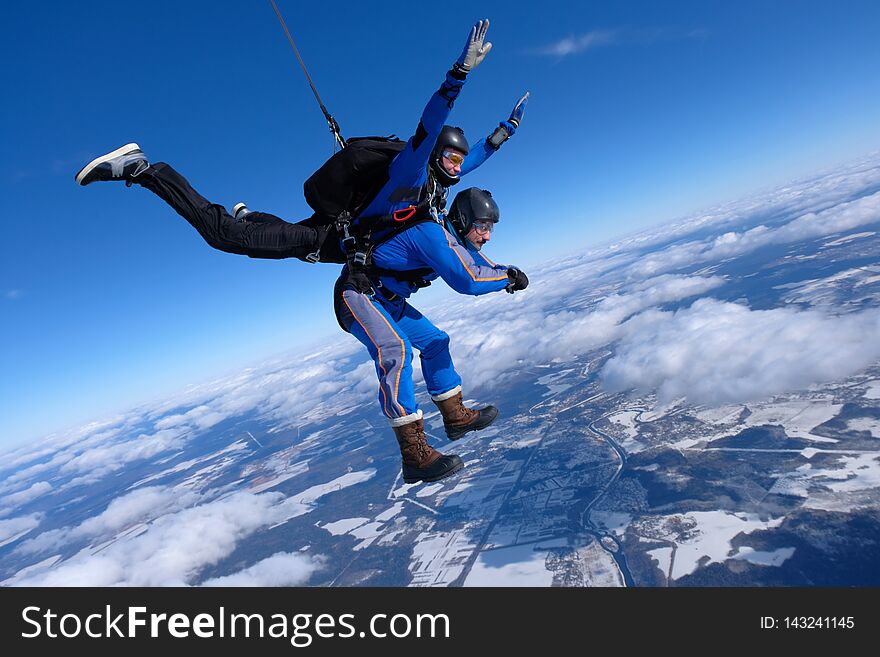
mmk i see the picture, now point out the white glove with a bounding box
[454,19,492,73]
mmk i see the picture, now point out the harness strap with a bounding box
[357,199,434,235]
[368,265,434,283]
[340,171,447,286]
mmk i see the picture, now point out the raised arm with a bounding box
[385,20,494,181]
[358,21,494,221]
[460,91,529,175]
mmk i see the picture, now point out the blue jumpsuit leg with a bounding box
[338,289,419,424]
[397,302,462,398]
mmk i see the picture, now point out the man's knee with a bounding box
[420,330,451,359]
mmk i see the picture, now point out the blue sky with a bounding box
[3,0,880,450]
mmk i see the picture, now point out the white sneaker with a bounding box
[232,202,251,222]
[75,143,149,186]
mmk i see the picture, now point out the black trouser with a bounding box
[136,162,344,263]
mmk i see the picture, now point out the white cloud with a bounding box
[9,470,374,586]
[628,189,880,278]
[775,190,880,242]
[442,274,725,389]
[200,551,324,586]
[0,513,42,544]
[0,422,129,489]
[601,298,880,405]
[0,341,375,495]
[0,481,51,517]
[532,30,617,56]
[57,427,190,484]
[9,491,290,585]
[530,27,708,58]
[593,155,880,275]
[15,486,201,556]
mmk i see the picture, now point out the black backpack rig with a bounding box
[303,136,442,292]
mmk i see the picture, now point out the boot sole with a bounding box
[75,143,142,185]
[402,460,464,484]
[447,408,500,441]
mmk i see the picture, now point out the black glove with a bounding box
[506,266,529,293]
[344,267,375,295]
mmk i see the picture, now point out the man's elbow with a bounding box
[445,277,480,295]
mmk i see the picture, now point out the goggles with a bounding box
[471,220,495,235]
[442,150,465,166]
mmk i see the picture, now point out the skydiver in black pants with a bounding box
[74,143,344,263]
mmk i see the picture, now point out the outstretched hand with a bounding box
[488,91,530,148]
[508,91,529,128]
[455,19,493,73]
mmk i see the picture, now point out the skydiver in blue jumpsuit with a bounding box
[74,19,529,485]
[334,21,530,484]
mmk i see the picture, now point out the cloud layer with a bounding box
[628,189,880,279]
[602,299,880,405]
[440,274,727,389]
[8,470,374,586]
[3,154,880,586]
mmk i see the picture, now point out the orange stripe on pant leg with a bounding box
[342,293,405,417]
[363,298,408,416]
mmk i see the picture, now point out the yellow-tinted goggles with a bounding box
[442,150,465,166]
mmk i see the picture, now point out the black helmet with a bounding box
[448,188,500,238]
[430,126,470,187]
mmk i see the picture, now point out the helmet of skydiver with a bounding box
[448,187,499,239]
[430,125,470,187]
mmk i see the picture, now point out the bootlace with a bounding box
[414,432,432,460]
[455,397,478,422]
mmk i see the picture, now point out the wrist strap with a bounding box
[450,63,469,79]
[487,124,510,149]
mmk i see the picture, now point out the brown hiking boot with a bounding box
[393,417,464,484]
[433,389,499,440]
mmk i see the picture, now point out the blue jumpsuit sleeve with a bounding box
[469,246,509,271]
[459,137,496,176]
[386,71,464,181]
[407,222,510,296]
[359,72,466,218]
